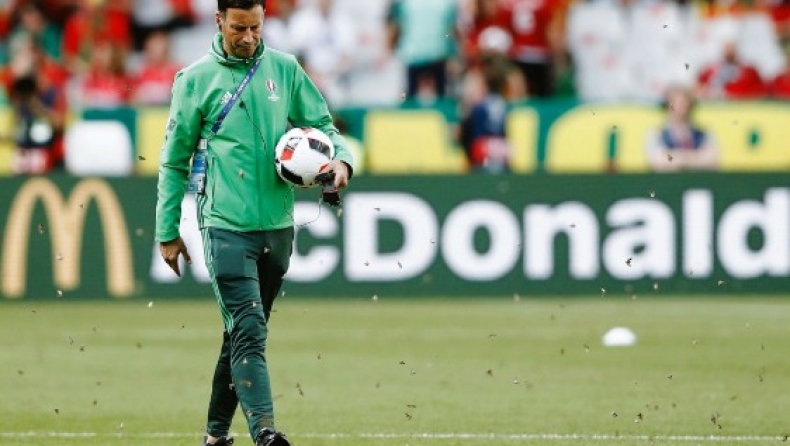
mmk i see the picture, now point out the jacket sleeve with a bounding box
[155,70,202,242]
[287,60,355,176]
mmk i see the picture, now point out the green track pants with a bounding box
[201,226,294,441]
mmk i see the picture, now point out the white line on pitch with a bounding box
[0,432,786,442]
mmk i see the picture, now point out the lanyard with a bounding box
[210,58,262,135]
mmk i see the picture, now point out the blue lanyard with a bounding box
[210,59,262,135]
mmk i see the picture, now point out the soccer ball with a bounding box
[274,127,335,187]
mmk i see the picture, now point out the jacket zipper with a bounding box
[250,76,264,230]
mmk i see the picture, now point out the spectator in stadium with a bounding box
[3,36,67,174]
[261,0,297,53]
[549,0,575,98]
[2,21,69,90]
[771,68,790,98]
[68,40,130,109]
[489,27,528,99]
[564,0,637,101]
[0,4,10,44]
[458,54,513,173]
[645,85,719,172]
[458,0,528,100]
[760,0,790,45]
[61,0,131,76]
[697,40,768,99]
[386,0,458,101]
[769,44,790,98]
[697,0,749,17]
[155,1,353,445]
[7,1,63,63]
[457,0,510,64]
[289,0,356,106]
[131,31,182,106]
[169,0,219,66]
[131,0,195,51]
[501,0,564,98]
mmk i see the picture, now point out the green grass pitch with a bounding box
[0,296,787,446]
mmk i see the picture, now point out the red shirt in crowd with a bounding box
[170,0,194,18]
[78,68,130,108]
[459,6,510,62]
[40,58,71,90]
[770,70,790,99]
[698,63,767,99]
[768,1,790,24]
[132,62,181,105]
[0,58,69,98]
[501,0,558,62]
[62,7,131,63]
[0,11,9,39]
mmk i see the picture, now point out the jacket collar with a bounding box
[210,33,266,66]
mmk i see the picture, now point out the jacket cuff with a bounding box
[342,161,354,179]
[155,230,180,243]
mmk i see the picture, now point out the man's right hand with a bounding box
[160,237,192,277]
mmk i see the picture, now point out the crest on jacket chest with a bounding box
[266,79,280,102]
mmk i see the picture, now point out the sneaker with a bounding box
[203,436,234,446]
[255,428,291,446]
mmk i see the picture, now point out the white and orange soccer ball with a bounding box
[274,127,335,187]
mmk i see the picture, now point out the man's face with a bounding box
[217,6,264,59]
[667,90,692,121]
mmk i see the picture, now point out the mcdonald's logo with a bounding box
[1,178,134,298]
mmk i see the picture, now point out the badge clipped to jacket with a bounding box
[188,59,262,194]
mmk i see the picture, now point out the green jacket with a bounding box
[155,34,354,242]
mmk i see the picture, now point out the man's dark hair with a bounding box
[218,0,265,13]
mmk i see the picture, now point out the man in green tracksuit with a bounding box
[154,1,353,445]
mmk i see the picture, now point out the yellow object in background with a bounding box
[343,134,365,176]
[506,108,539,173]
[0,108,13,175]
[365,110,466,174]
[3,102,790,177]
[136,108,170,175]
[696,103,790,172]
[545,104,662,173]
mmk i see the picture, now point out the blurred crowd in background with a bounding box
[1,0,789,173]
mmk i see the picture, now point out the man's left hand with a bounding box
[324,160,350,188]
